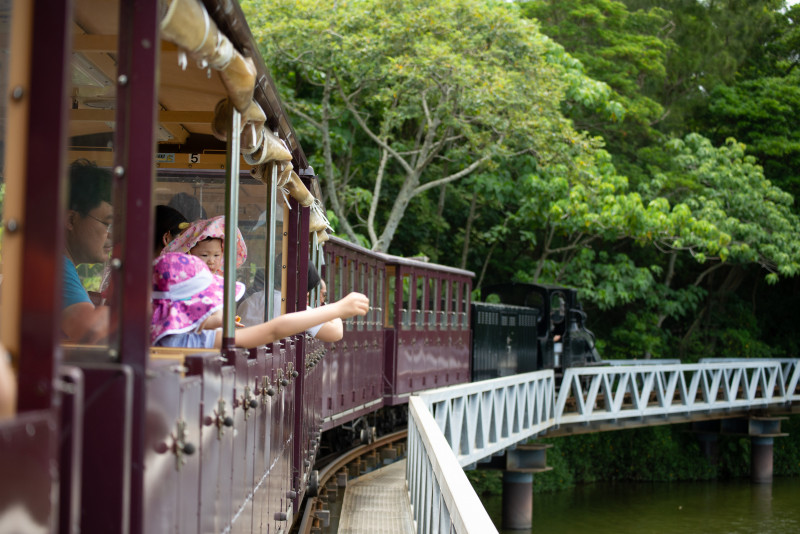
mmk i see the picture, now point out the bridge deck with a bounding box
[338,460,415,534]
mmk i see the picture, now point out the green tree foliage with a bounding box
[521,0,668,164]
[246,0,615,252]
[246,0,800,364]
[701,4,800,203]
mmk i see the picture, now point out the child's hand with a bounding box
[336,292,369,319]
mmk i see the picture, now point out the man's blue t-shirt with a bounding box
[63,256,91,309]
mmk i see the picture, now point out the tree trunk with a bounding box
[461,188,478,270]
[374,170,420,252]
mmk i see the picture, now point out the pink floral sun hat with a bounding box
[163,215,247,270]
[151,253,245,345]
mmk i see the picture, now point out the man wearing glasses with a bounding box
[62,159,113,343]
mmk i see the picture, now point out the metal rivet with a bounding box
[108,349,119,359]
[113,166,125,177]
[11,86,23,100]
[110,258,122,270]
[5,219,18,232]
[118,74,128,86]
[141,38,151,49]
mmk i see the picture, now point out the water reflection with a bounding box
[483,478,800,534]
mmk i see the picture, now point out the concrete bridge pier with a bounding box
[751,436,774,484]
[692,416,787,484]
[748,416,787,484]
[502,472,533,530]
[501,443,552,530]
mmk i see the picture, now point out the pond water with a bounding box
[483,478,800,534]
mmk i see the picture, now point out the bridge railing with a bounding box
[405,359,799,532]
[556,359,800,426]
[407,396,498,534]
[418,371,556,468]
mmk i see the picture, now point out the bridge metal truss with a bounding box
[556,359,800,427]
[405,359,800,533]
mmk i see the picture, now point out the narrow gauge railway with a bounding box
[0,1,603,533]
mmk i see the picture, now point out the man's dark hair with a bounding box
[154,205,188,251]
[68,159,112,215]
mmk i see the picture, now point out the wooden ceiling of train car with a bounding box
[70,0,229,149]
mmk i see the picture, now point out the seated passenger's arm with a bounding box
[313,319,343,342]
[62,302,110,343]
[222,292,368,349]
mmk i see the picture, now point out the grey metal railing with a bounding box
[418,371,555,468]
[556,359,800,426]
[407,397,497,534]
[405,358,800,532]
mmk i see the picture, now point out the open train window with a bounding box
[356,261,365,331]
[451,281,460,329]
[376,267,384,328]
[440,280,450,330]
[461,280,470,329]
[59,6,124,350]
[401,273,411,330]
[428,277,437,328]
[386,267,396,328]
[155,171,278,325]
[346,257,355,331]
[415,274,425,329]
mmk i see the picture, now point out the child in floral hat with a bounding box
[152,253,368,349]
[163,215,247,275]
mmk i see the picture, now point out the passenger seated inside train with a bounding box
[237,261,342,341]
[163,215,247,276]
[167,191,206,223]
[154,204,188,255]
[152,253,367,349]
[62,159,113,343]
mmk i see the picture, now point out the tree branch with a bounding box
[412,155,490,196]
[333,71,415,176]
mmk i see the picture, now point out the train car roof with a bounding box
[327,236,475,278]
[70,0,307,169]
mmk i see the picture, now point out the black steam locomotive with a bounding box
[472,283,602,381]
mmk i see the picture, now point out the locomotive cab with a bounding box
[482,283,602,373]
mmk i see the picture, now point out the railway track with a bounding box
[295,430,409,534]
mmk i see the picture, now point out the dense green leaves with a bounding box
[246,0,612,251]
[246,0,800,364]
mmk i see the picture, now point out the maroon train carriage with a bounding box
[319,237,474,439]
[0,0,331,532]
[0,1,483,533]
[377,248,473,405]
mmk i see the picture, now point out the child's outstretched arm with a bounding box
[221,292,369,349]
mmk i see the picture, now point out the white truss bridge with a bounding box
[406,358,800,533]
